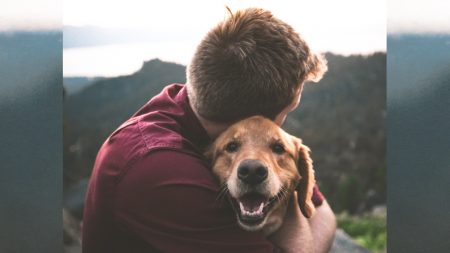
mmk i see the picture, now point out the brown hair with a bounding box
[187,7,326,122]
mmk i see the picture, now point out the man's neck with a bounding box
[189,102,231,140]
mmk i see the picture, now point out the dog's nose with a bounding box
[237,160,268,185]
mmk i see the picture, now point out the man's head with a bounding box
[187,7,327,123]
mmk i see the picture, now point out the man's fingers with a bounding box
[286,191,302,218]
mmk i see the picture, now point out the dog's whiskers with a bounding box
[215,183,229,203]
[274,185,289,204]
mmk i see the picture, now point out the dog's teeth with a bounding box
[239,202,246,215]
[257,202,264,213]
[239,201,265,217]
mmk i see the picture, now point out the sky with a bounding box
[2,0,450,34]
[62,0,387,55]
[1,0,61,31]
[61,0,390,76]
[3,0,450,76]
[388,0,450,34]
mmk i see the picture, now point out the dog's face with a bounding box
[207,116,316,234]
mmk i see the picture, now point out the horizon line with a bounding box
[63,51,387,78]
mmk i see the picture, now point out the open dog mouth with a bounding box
[229,191,284,226]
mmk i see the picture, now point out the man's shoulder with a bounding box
[98,114,187,168]
[92,134,218,201]
[120,148,217,190]
[92,117,191,184]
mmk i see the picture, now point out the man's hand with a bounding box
[269,192,336,253]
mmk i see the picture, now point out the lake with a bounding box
[63,42,196,77]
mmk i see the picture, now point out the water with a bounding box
[63,40,385,78]
[63,42,196,77]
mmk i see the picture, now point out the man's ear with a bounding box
[295,141,316,218]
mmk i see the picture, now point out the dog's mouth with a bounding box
[229,191,283,227]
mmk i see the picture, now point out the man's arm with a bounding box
[309,201,336,253]
[269,192,336,253]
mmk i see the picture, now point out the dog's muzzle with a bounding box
[232,159,272,225]
[237,159,268,185]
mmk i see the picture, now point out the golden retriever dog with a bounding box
[207,116,316,235]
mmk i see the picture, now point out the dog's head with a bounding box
[206,116,316,233]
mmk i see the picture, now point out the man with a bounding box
[83,8,336,253]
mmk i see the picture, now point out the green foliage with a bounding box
[337,212,386,253]
[335,175,364,214]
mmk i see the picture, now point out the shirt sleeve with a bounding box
[312,184,325,207]
[113,150,279,253]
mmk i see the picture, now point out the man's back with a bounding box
[82,84,282,252]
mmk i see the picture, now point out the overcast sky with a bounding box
[1,0,448,53]
[388,0,450,34]
[2,0,450,34]
[62,0,387,55]
[1,0,60,31]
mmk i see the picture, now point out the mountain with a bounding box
[0,31,62,104]
[64,59,186,186]
[0,31,63,253]
[388,34,450,105]
[284,53,386,213]
[387,34,450,253]
[64,54,386,214]
[64,77,104,95]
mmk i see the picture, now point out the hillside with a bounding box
[64,59,186,186]
[285,53,386,213]
[388,34,450,105]
[64,54,386,213]
[1,31,62,103]
[64,77,104,95]
[387,34,450,253]
[1,31,63,253]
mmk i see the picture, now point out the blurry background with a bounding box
[2,0,449,252]
[1,0,62,252]
[62,1,386,252]
[387,0,450,252]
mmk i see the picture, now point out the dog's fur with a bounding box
[207,116,316,235]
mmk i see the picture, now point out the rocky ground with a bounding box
[63,207,373,253]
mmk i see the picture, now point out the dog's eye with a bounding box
[225,141,239,153]
[271,143,285,154]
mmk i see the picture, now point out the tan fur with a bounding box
[206,116,316,234]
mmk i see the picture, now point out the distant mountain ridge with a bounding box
[64,54,386,213]
[1,31,62,103]
[388,34,450,105]
[64,59,186,187]
[64,77,104,95]
[387,34,450,253]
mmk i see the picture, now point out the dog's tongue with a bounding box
[238,194,267,217]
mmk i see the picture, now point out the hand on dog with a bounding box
[268,191,314,253]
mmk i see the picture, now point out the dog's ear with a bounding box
[295,140,316,218]
[203,143,215,161]
[203,137,222,163]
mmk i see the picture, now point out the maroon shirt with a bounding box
[82,84,324,253]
